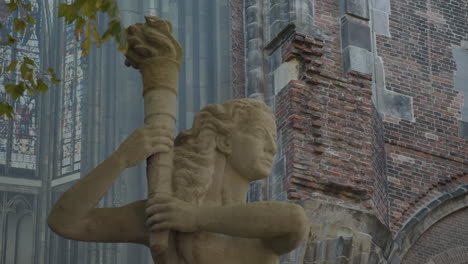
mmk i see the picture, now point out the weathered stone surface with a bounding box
[382,90,414,121]
[341,17,372,51]
[344,0,369,19]
[343,46,373,74]
[372,0,391,13]
[274,59,300,95]
[302,200,392,264]
[460,121,468,139]
[372,9,390,36]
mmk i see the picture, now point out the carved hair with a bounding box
[172,98,274,203]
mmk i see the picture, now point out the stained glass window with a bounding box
[60,23,83,176]
[0,1,39,178]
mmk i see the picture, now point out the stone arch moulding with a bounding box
[426,246,468,264]
[388,185,468,262]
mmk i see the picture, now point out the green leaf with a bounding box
[0,102,15,119]
[25,14,36,24]
[5,84,17,93]
[81,0,98,18]
[27,88,35,96]
[20,62,33,80]
[106,0,119,17]
[0,22,3,30]
[51,74,61,84]
[6,60,18,72]
[7,35,18,44]
[11,82,26,100]
[58,3,79,24]
[117,29,128,53]
[13,18,27,35]
[81,23,92,56]
[101,28,112,42]
[5,82,26,101]
[47,68,55,74]
[37,78,49,94]
[74,17,86,40]
[23,57,35,66]
[91,24,100,47]
[6,1,18,12]
[21,1,32,12]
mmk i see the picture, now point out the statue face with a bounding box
[227,111,277,181]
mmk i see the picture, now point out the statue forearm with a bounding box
[48,154,125,228]
[197,202,308,249]
[139,58,180,96]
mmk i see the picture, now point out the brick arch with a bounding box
[387,185,468,263]
[427,247,468,264]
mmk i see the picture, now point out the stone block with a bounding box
[372,9,390,37]
[268,48,283,73]
[372,0,391,13]
[269,3,289,23]
[274,59,300,95]
[342,46,373,75]
[344,0,369,19]
[341,16,372,51]
[290,0,314,24]
[460,121,468,139]
[450,187,467,198]
[453,74,468,92]
[269,20,289,41]
[381,89,414,121]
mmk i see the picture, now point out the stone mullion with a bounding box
[245,0,266,97]
[5,45,17,177]
[0,192,7,264]
[69,35,80,173]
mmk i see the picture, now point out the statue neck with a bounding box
[203,151,250,206]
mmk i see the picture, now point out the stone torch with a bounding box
[125,16,182,258]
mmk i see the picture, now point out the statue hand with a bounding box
[125,16,183,70]
[114,124,174,169]
[145,195,199,233]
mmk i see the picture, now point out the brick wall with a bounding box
[376,0,468,233]
[275,33,376,212]
[401,207,468,264]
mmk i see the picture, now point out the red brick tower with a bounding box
[242,0,468,263]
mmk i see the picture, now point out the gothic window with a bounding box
[453,45,468,139]
[59,22,83,176]
[0,1,40,179]
[0,192,34,264]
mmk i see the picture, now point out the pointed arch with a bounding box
[388,185,468,263]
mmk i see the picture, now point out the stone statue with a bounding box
[47,16,308,264]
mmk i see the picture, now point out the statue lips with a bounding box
[262,158,274,166]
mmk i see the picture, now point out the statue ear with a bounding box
[216,133,231,155]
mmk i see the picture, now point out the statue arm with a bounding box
[47,154,148,243]
[197,202,309,255]
[47,125,173,244]
[146,197,308,255]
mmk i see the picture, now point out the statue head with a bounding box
[172,98,277,203]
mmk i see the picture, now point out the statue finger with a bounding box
[145,204,171,217]
[151,136,174,147]
[144,16,172,33]
[149,222,172,232]
[142,26,174,51]
[127,36,141,48]
[146,213,169,227]
[133,45,154,57]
